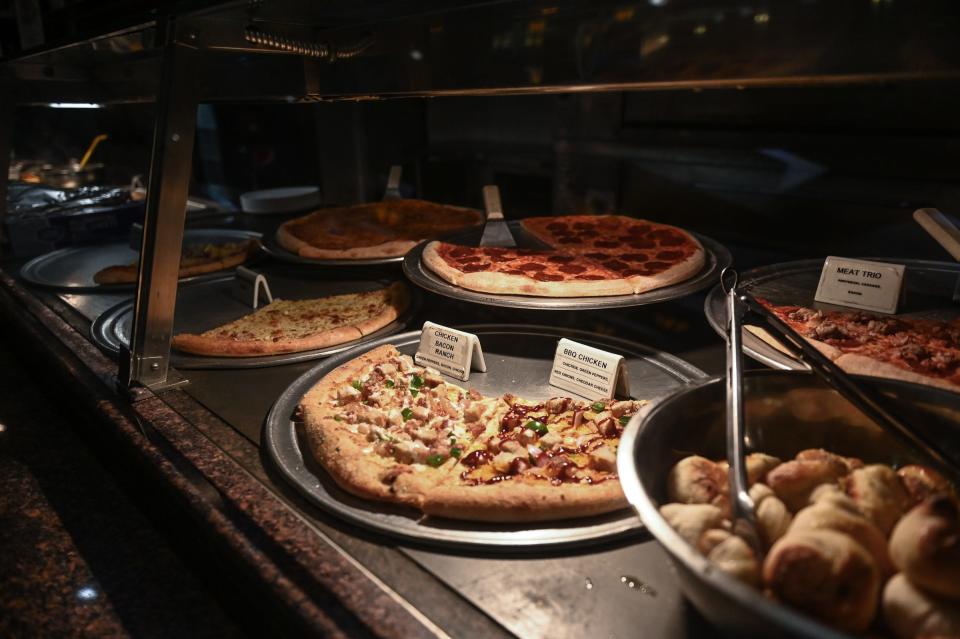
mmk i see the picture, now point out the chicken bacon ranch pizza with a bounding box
[300,344,647,521]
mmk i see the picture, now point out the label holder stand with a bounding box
[415,321,486,381]
[231,265,273,309]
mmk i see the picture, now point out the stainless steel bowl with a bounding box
[618,370,960,639]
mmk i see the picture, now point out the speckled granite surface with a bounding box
[0,340,242,638]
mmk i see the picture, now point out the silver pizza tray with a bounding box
[263,324,707,549]
[90,270,419,370]
[402,221,732,310]
[704,258,960,370]
[18,228,263,292]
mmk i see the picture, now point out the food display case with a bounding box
[2,1,960,637]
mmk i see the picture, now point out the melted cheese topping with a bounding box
[207,288,391,342]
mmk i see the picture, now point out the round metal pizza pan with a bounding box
[704,258,960,370]
[402,222,732,310]
[18,229,263,292]
[263,324,707,549]
[90,270,419,370]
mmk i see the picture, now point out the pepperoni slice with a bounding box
[604,259,629,271]
[576,274,606,280]
[559,264,587,274]
[448,247,476,258]
[622,253,649,262]
[505,269,527,276]
[545,222,567,231]
[578,230,599,238]
[627,224,652,235]
[534,272,566,281]
[645,261,670,272]
[547,255,577,263]
[573,222,594,230]
[594,240,621,249]
[628,239,655,249]
[658,235,686,247]
[518,262,547,271]
[557,237,579,244]
[656,250,684,260]
[584,252,609,260]
[460,254,483,262]
[460,262,490,273]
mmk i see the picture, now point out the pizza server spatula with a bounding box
[479,185,517,248]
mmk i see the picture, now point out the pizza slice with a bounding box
[755,299,960,392]
[93,239,258,285]
[171,282,409,357]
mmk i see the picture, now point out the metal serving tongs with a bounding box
[722,268,764,557]
[728,274,960,485]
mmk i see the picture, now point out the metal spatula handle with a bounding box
[482,185,504,221]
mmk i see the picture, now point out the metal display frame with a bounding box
[3,1,960,390]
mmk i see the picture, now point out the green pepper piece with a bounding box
[410,374,424,389]
[450,447,462,458]
[525,420,548,435]
[385,379,395,388]
[591,401,605,412]
[401,407,413,421]
[351,380,363,391]
[619,415,630,426]
[425,454,445,467]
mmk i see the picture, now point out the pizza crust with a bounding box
[746,325,844,361]
[421,479,626,522]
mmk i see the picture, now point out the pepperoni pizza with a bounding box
[422,215,704,297]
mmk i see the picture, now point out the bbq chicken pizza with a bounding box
[299,344,647,521]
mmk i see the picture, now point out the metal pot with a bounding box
[617,370,960,638]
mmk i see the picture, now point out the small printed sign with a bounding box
[231,266,273,309]
[814,256,905,314]
[549,338,629,401]
[415,322,486,381]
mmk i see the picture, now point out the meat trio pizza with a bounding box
[94,240,259,285]
[301,344,647,521]
[756,299,960,392]
[276,199,484,260]
[423,215,704,297]
[171,283,409,357]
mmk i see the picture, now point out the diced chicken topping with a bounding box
[588,445,617,472]
[337,385,361,404]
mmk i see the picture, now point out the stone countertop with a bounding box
[0,339,242,638]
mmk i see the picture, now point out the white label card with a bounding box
[814,256,905,314]
[549,338,630,401]
[231,266,274,309]
[415,322,486,381]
